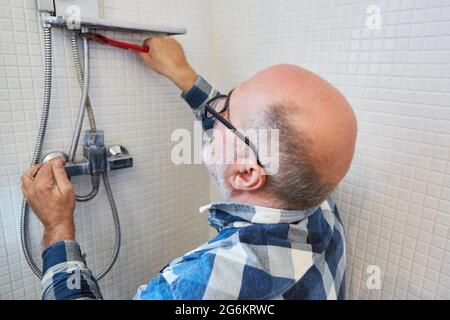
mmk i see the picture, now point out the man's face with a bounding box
[201,82,269,199]
[202,128,231,199]
[202,92,233,199]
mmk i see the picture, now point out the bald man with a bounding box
[21,37,357,300]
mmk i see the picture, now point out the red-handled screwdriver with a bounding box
[81,32,150,53]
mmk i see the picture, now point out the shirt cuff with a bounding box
[42,240,85,274]
[181,75,217,110]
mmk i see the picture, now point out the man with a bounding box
[21,37,357,300]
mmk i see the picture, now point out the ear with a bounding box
[227,163,267,192]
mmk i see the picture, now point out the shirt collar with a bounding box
[199,202,318,230]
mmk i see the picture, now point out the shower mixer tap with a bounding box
[42,130,133,180]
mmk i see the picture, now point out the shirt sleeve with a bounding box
[181,75,221,130]
[41,240,103,300]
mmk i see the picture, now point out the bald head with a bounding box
[226,64,357,209]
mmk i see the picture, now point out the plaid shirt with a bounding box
[41,76,346,300]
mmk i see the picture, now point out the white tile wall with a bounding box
[210,0,450,300]
[0,0,212,299]
[1,0,449,300]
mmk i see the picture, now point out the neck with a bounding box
[227,190,284,209]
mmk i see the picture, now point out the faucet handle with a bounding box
[41,151,69,164]
[41,151,89,177]
[108,145,125,157]
[107,145,133,170]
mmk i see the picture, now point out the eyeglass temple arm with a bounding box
[205,105,264,167]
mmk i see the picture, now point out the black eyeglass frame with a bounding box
[204,90,264,167]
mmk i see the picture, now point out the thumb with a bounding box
[138,51,153,65]
[52,159,73,195]
[138,51,148,59]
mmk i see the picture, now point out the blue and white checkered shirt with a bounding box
[41,76,347,300]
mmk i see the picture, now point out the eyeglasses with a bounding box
[205,90,263,167]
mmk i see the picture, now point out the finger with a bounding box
[29,163,44,178]
[21,181,30,198]
[138,51,149,59]
[142,37,153,48]
[52,158,73,195]
[34,162,56,191]
[21,163,44,190]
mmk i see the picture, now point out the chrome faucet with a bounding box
[42,130,133,181]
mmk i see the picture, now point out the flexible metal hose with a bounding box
[96,172,121,280]
[69,35,90,162]
[71,31,121,280]
[70,31,96,131]
[20,26,53,279]
[70,31,99,202]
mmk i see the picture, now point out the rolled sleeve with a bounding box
[42,240,84,274]
[181,76,219,110]
[41,240,102,300]
[181,76,220,130]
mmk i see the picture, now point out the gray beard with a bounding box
[202,137,231,200]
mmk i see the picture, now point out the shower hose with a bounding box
[20,26,121,280]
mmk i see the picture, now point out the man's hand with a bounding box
[139,37,198,92]
[21,158,76,248]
